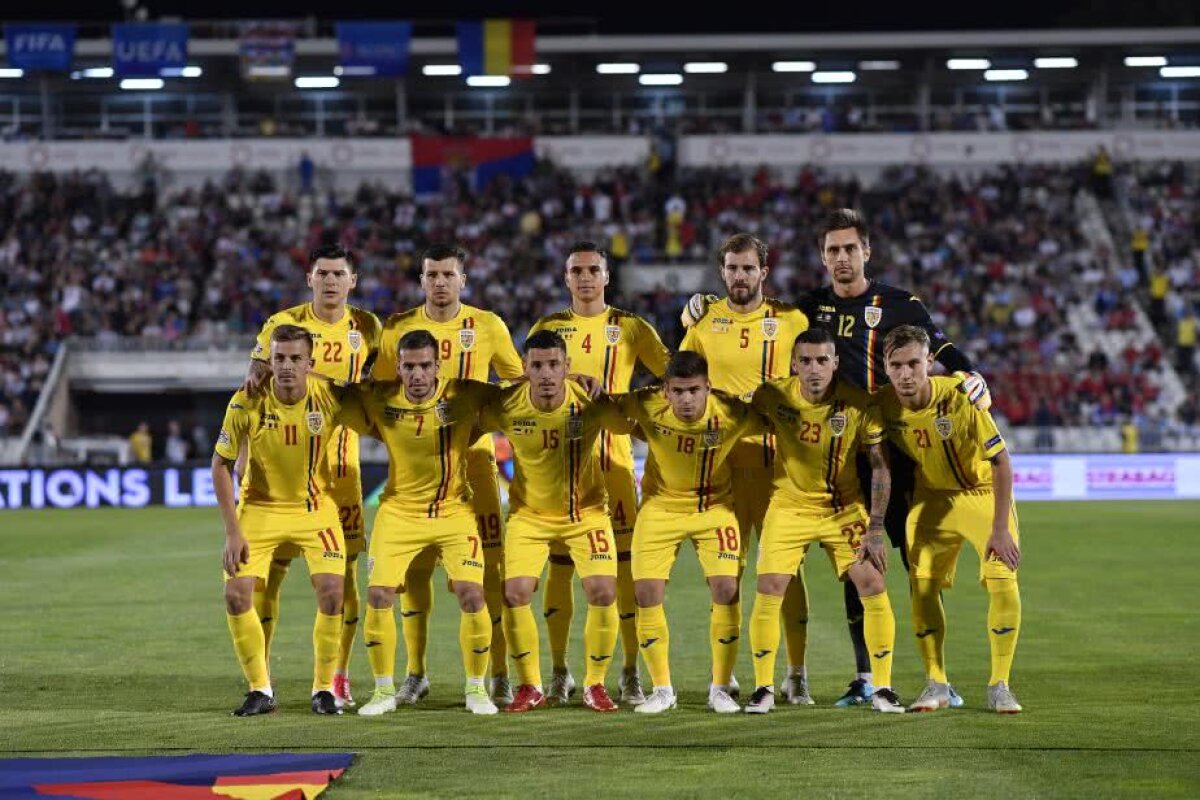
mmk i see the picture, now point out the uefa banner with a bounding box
[1,455,1199,510]
[335,21,412,76]
[111,23,188,77]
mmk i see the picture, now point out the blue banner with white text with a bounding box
[5,23,75,71]
[112,23,188,77]
[335,21,412,76]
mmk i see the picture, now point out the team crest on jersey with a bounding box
[306,412,325,435]
[864,306,882,329]
[702,429,721,448]
[566,416,584,440]
[829,413,847,437]
[605,325,621,345]
[435,400,452,425]
[761,318,779,340]
[935,417,953,440]
[347,331,362,352]
[459,329,476,351]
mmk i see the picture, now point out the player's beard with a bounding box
[727,281,760,306]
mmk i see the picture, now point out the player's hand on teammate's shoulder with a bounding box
[986,527,1021,570]
[242,361,271,397]
[680,293,719,328]
[570,373,603,399]
[955,371,992,412]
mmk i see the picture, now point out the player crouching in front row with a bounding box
[214,325,358,716]
[877,325,1023,714]
[745,328,905,713]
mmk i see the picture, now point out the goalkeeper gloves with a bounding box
[955,371,992,412]
[681,294,719,328]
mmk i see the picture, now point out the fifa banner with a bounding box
[0,752,353,798]
[112,23,188,77]
[239,20,297,80]
[3,456,1200,510]
[335,21,412,76]
[4,23,75,71]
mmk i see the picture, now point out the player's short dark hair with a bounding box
[398,329,439,356]
[567,240,608,266]
[309,243,356,272]
[524,329,567,355]
[816,208,870,250]
[717,233,769,268]
[422,243,468,270]
[270,324,313,354]
[793,328,835,350]
[665,351,709,380]
[883,325,930,357]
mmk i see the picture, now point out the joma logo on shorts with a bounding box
[718,552,738,561]
[462,559,484,569]
[323,551,345,560]
[591,553,613,561]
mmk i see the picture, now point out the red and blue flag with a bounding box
[411,135,535,195]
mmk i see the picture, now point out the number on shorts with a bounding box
[915,429,931,448]
[611,501,627,527]
[716,526,738,552]
[317,528,340,552]
[338,505,362,531]
[586,529,611,554]
[468,535,480,559]
[476,513,501,544]
[840,521,867,544]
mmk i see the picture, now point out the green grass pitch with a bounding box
[2,501,1198,798]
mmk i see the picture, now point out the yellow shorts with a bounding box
[632,501,741,581]
[732,466,775,551]
[228,503,345,582]
[757,502,870,580]
[549,466,638,567]
[907,488,1020,588]
[367,503,485,590]
[506,511,618,580]
[405,450,504,578]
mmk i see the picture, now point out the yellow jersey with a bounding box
[875,376,1007,492]
[215,375,350,513]
[529,305,670,471]
[341,378,496,519]
[616,387,768,514]
[481,381,633,522]
[752,377,883,512]
[251,302,382,499]
[374,303,523,463]
[681,297,808,468]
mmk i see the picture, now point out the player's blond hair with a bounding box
[882,325,930,358]
[270,324,313,354]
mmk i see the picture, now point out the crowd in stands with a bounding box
[1,158,1197,448]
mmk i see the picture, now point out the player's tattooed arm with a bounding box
[243,358,271,396]
[212,453,248,577]
[860,442,891,573]
[986,448,1020,570]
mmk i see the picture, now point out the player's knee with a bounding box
[504,583,533,608]
[314,577,344,615]
[851,569,885,597]
[224,582,253,615]
[583,580,617,607]
[756,573,790,596]
[634,581,663,608]
[709,578,739,606]
[455,581,486,612]
[368,586,396,609]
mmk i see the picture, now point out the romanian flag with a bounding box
[456,19,536,77]
[0,753,353,799]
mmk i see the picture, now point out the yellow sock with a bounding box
[749,592,783,690]
[484,562,508,678]
[312,612,342,692]
[910,577,948,683]
[364,605,396,685]
[257,559,289,662]
[861,591,896,689]
[460,608,492,682]
[543,558,575,671]
[504,604,542,687]
[583,603,619,686]
[226,610,270,691]
[710,602,741,687]
[636,604,671,688]
[337,558,360,675]
[616,558,639,671]
[400,570,433,676]
[781,569,809,670]
[986,578,1022,685]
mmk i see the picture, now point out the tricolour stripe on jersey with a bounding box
[567,402,580,522]
[937,399,970,489]
[337,427,348,478]
[305,395,321,512]
[824,400,846,512]
[864,295,882,393]
[696,416,719,512]
[429,423,452,518]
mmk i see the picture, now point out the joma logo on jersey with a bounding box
[935,417,953,439]
[306,412,325,435]
[761,318,779,340]
[384,406,403,422]
[829,413,847,437]
[711,317,733,333]
[347,331,362,352]
[864,307,882,328]
[511,419,537,434]
[653,423,676,437]
[261,413,279,430]
[459,329,476,351]
[775,406,798,425]
[605,325,621,345]
[819,305,837,313]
